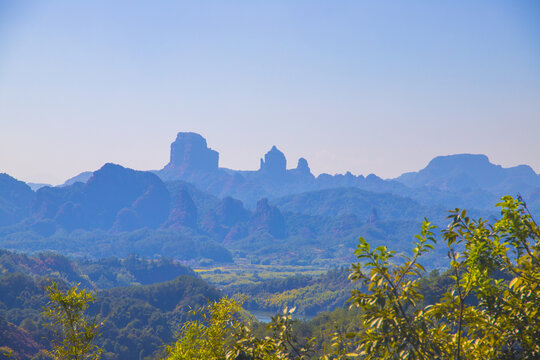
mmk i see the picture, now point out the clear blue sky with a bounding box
[1,0,539,184]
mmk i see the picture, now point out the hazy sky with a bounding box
[1,0,539,185]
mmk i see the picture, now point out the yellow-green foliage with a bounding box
[262,285,348,312]
[38,196,540,360]
[43,282,103,360]
[348,196,540,360]
[165,298,315,360]
[165,297,242,360]
[196,265,326,290]
[198,265,351,316]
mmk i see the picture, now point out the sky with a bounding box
[0,0,539,185]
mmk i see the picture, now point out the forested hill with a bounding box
[0,132,539,268]
[0,250,221,360]
[0,249,195,289]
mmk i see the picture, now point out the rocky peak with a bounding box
[32,163,170,231]
[365,173,383,184]
[259,146,286,176]
[255,198,271,213]
[216,197,250,226]
[250,198,286,238]
[168,132,219,173]
[288,157,314,180]
[296,158,310,174]
[164,189,198,229]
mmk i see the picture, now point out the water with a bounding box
[249,309,314,323]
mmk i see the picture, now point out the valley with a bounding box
[1,133,539,359]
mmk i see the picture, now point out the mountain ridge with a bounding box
[1,132,539,267]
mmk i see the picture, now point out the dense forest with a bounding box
[0,254,220,359]
[0,249,444,360]
[1,196,538,359]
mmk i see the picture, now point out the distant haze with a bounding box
[0,1,539,184]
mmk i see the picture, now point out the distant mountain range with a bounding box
[154,132,540,212]
[397,153,539,195]
[1,132,538,267]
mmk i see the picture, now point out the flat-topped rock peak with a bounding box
[168,132,219,173]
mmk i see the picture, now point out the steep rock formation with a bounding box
[164,189,198,229]
[249,198,286,238]
[86,164,170,230]
[289,158,315,180]
[215,197,250,226]
[259,146,286,178]
[165,132,219,175]
[295,158,310,174]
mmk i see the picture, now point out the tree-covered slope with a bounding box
[272,187,428,221]
[0,249,196,289]
[0,272,221,360]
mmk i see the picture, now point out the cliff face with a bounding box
[152,133,540,211]
[156,133,320,206]
[215,197,250,226]
[163,189,198,229]
[167,132,219,174]
[249,198,286,239]
[259,146,287,178]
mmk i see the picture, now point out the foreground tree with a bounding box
[348,196,540,359]
[165,297,242,360]
[163,196,539,359]
[43,282,102,360]
[165,297,314,360]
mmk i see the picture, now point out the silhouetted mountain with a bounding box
[289,157,315,180]
[2,132,539,267]
[32,163,170,231]
[394,154,540,212]
[396,154,540,194]
[0,166,236,263]
[156,133,257,204]
[159,132,219,178]
[259,146,287,178]
[154,132,406,206]
[155,133,532,213]
[0,173,34,227]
